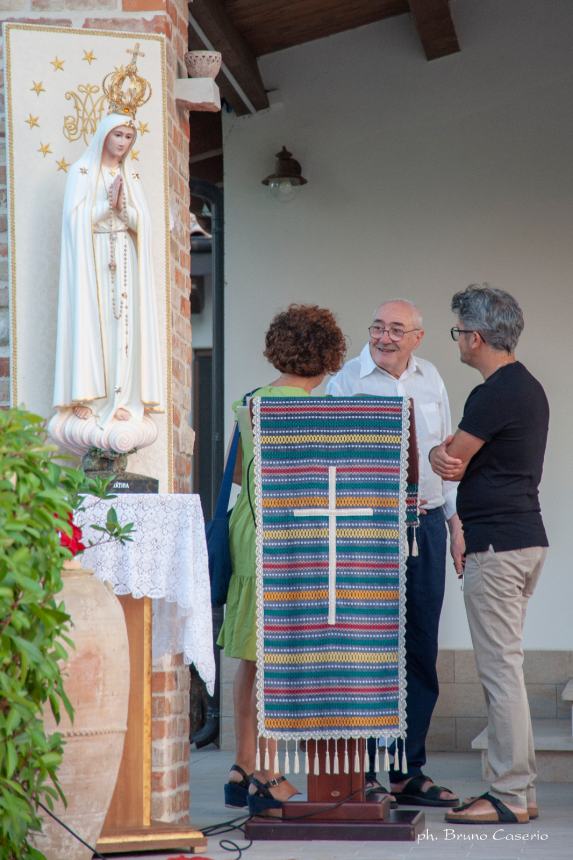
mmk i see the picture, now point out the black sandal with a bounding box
[247,775,286,816]
[224,763,252,808]
[445,791,529,824]
[392,772,459,807]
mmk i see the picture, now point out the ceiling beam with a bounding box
[189,0,269,115]
[407,0,460,61]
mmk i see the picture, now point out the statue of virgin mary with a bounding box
[49,109,163,456]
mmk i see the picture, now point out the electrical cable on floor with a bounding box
[201,813,252,860]
[36,799,106,859]
[199,785,378,859]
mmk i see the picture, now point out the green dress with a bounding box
[217,386,310,661]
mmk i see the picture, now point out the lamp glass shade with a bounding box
[268,178,298,202]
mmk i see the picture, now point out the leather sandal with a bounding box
[392,772,459,807]
[247,775,287,817]
[465,794,538,820]
[445,791,529,824]
[224,763,252,808]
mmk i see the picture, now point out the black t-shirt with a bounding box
[456,361,549,553]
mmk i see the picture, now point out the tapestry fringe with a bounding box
[252,736,408,778]
[411,524,419,557]
[354,745,360,773]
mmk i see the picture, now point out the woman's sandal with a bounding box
[224,763,252,808]
[247,775,288,817]
[392,773,459,808]
[445,791,529,824]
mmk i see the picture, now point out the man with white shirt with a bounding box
[327,299,463,806]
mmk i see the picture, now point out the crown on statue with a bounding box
[102,43,152,121]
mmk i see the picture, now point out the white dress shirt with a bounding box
[327,344,457,520]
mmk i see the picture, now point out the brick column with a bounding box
[0,0,194,823]
[151,653,191,822]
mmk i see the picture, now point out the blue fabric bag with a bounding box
[207,423,240,607]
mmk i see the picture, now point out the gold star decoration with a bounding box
[130,149,140,161]
[82,50,96,65]
[80,167,88,175]
[51,57,65,72]
[31,81,45,96]
[38,142,52,158]
[56,157,70,173]
[25,114,40,129]
[137,121,149,136]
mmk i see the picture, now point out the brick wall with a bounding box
[0,0,193,822]
[151,653,191,822]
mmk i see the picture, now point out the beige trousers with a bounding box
[463,545,547,807]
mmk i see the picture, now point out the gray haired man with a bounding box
[430,285,549,825]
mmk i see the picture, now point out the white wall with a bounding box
[223,0,573,649]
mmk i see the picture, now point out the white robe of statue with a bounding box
[49,112,163,456]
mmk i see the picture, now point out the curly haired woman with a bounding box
[217,304,346,815]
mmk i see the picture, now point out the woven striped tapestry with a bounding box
[253,396,418,774]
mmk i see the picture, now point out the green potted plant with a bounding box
[0,408,134,860]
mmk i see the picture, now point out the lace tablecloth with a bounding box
[81,493,215,695]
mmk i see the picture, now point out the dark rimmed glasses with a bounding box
[450,327,481,342]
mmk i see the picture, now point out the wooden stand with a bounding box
[245,740,424,842]
[96,596,207,855]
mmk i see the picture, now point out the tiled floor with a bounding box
[109,748,573,860]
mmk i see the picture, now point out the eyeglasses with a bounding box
[450,327,481,341]
[368,325,420,342]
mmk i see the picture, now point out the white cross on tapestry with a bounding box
[293,465,374,625]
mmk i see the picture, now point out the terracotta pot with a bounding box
[184,50,222,79]
[33,560,130,860]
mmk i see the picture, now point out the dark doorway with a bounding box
[192,348,213,518]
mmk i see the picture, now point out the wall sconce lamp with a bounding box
[262,146,308,201]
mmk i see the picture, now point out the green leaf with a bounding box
[106,506,119,528]
[5,741,17,778]
[9,635,43,664]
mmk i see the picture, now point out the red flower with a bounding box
[58,512,86,556]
